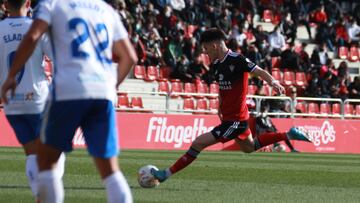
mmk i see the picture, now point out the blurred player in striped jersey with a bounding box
[0,0,65,201]
[1,0,137,202]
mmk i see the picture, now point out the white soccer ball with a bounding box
[273,144,286,152]
[137,165,160,188]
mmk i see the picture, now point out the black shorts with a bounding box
[211,121,251,143]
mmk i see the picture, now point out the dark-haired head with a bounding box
[6,0,26,9]
[200,28,226,44]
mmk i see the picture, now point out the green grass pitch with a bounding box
[1,147,360,203]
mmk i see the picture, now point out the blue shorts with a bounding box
[6,114,42,145]
[41,99,119,158]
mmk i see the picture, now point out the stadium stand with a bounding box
[7,1,358,117]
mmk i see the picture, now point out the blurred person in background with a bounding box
[268,25,286,57]
[1,0,137,202]
[348,76,360,99]
[256,101,299,153]
[0,0,65,201]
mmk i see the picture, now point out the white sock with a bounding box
[25,154,39,197]
[55,153,66,178]
[103,171,133,203]
[37,170,64,203]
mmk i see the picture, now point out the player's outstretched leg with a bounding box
[151,132,218,183]
[151,147,200,182]
[286,127,311,142]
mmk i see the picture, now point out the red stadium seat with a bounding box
[195,81,209,98]
[183,82,196,98]
[320,103,330,115]
[117,94,130,109]
[271,69,283,83]
[208,82,219,98]
[159,66,171,80]
[295,102,307,113]
[338,46,349,60]
[331,103,341,115]
[308,103,319,114]
[247,84,258,95]
[183,98,195,110]
[349,46,359,62]
[295,72,307,87]
[170,80,183,98]
[283,71,295,86]
[194,99,208,114]
[131,97,144,108]
[134,65,146,80]
[356,105,360,116]
[209,98,219,113]
[158,80,169,94]
[344,103,354,116]
[263,9,273,22]
[145,66,159,81]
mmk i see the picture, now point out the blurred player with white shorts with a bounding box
[1,0,137,202]
[0,0,65,201]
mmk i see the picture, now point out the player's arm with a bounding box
[251,66,285,95]
[113,38,138,88]
[1,19,49,103]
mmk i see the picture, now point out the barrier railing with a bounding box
[117,90,360,119]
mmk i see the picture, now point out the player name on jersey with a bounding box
[3,33,23,43]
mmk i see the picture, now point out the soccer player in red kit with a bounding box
[151,28,311,182]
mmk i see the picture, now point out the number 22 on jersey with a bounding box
[68,18,111,64]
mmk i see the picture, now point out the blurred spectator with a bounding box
[289,0,312,39]
[280,13,297,44]
[315,22,335,52]
[131,33,147,64]
[348,76,360,99]
[230,25,247,48]
[320,71,333,98]
[253,25,269,48]
[268,26,286,56]
[245,45,265,68]
[188,55,210,81]
[298,43,311,72]
[338,75,349,100]
[0,0,8,20]
[215,7,232,34]
[347,19,360,45]
[163,30,184,69]
[334,18,350,47]
[311,4,328,24]
[170,55,193,82]
[256,101,299,153]
[305,72,322,97]
[280,43,300,71]
[324,0,342,24]
[181,0,203,25]
[337,61,349,78]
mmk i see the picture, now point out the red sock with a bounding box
[254,132,287,150]
[169,148,199,174]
